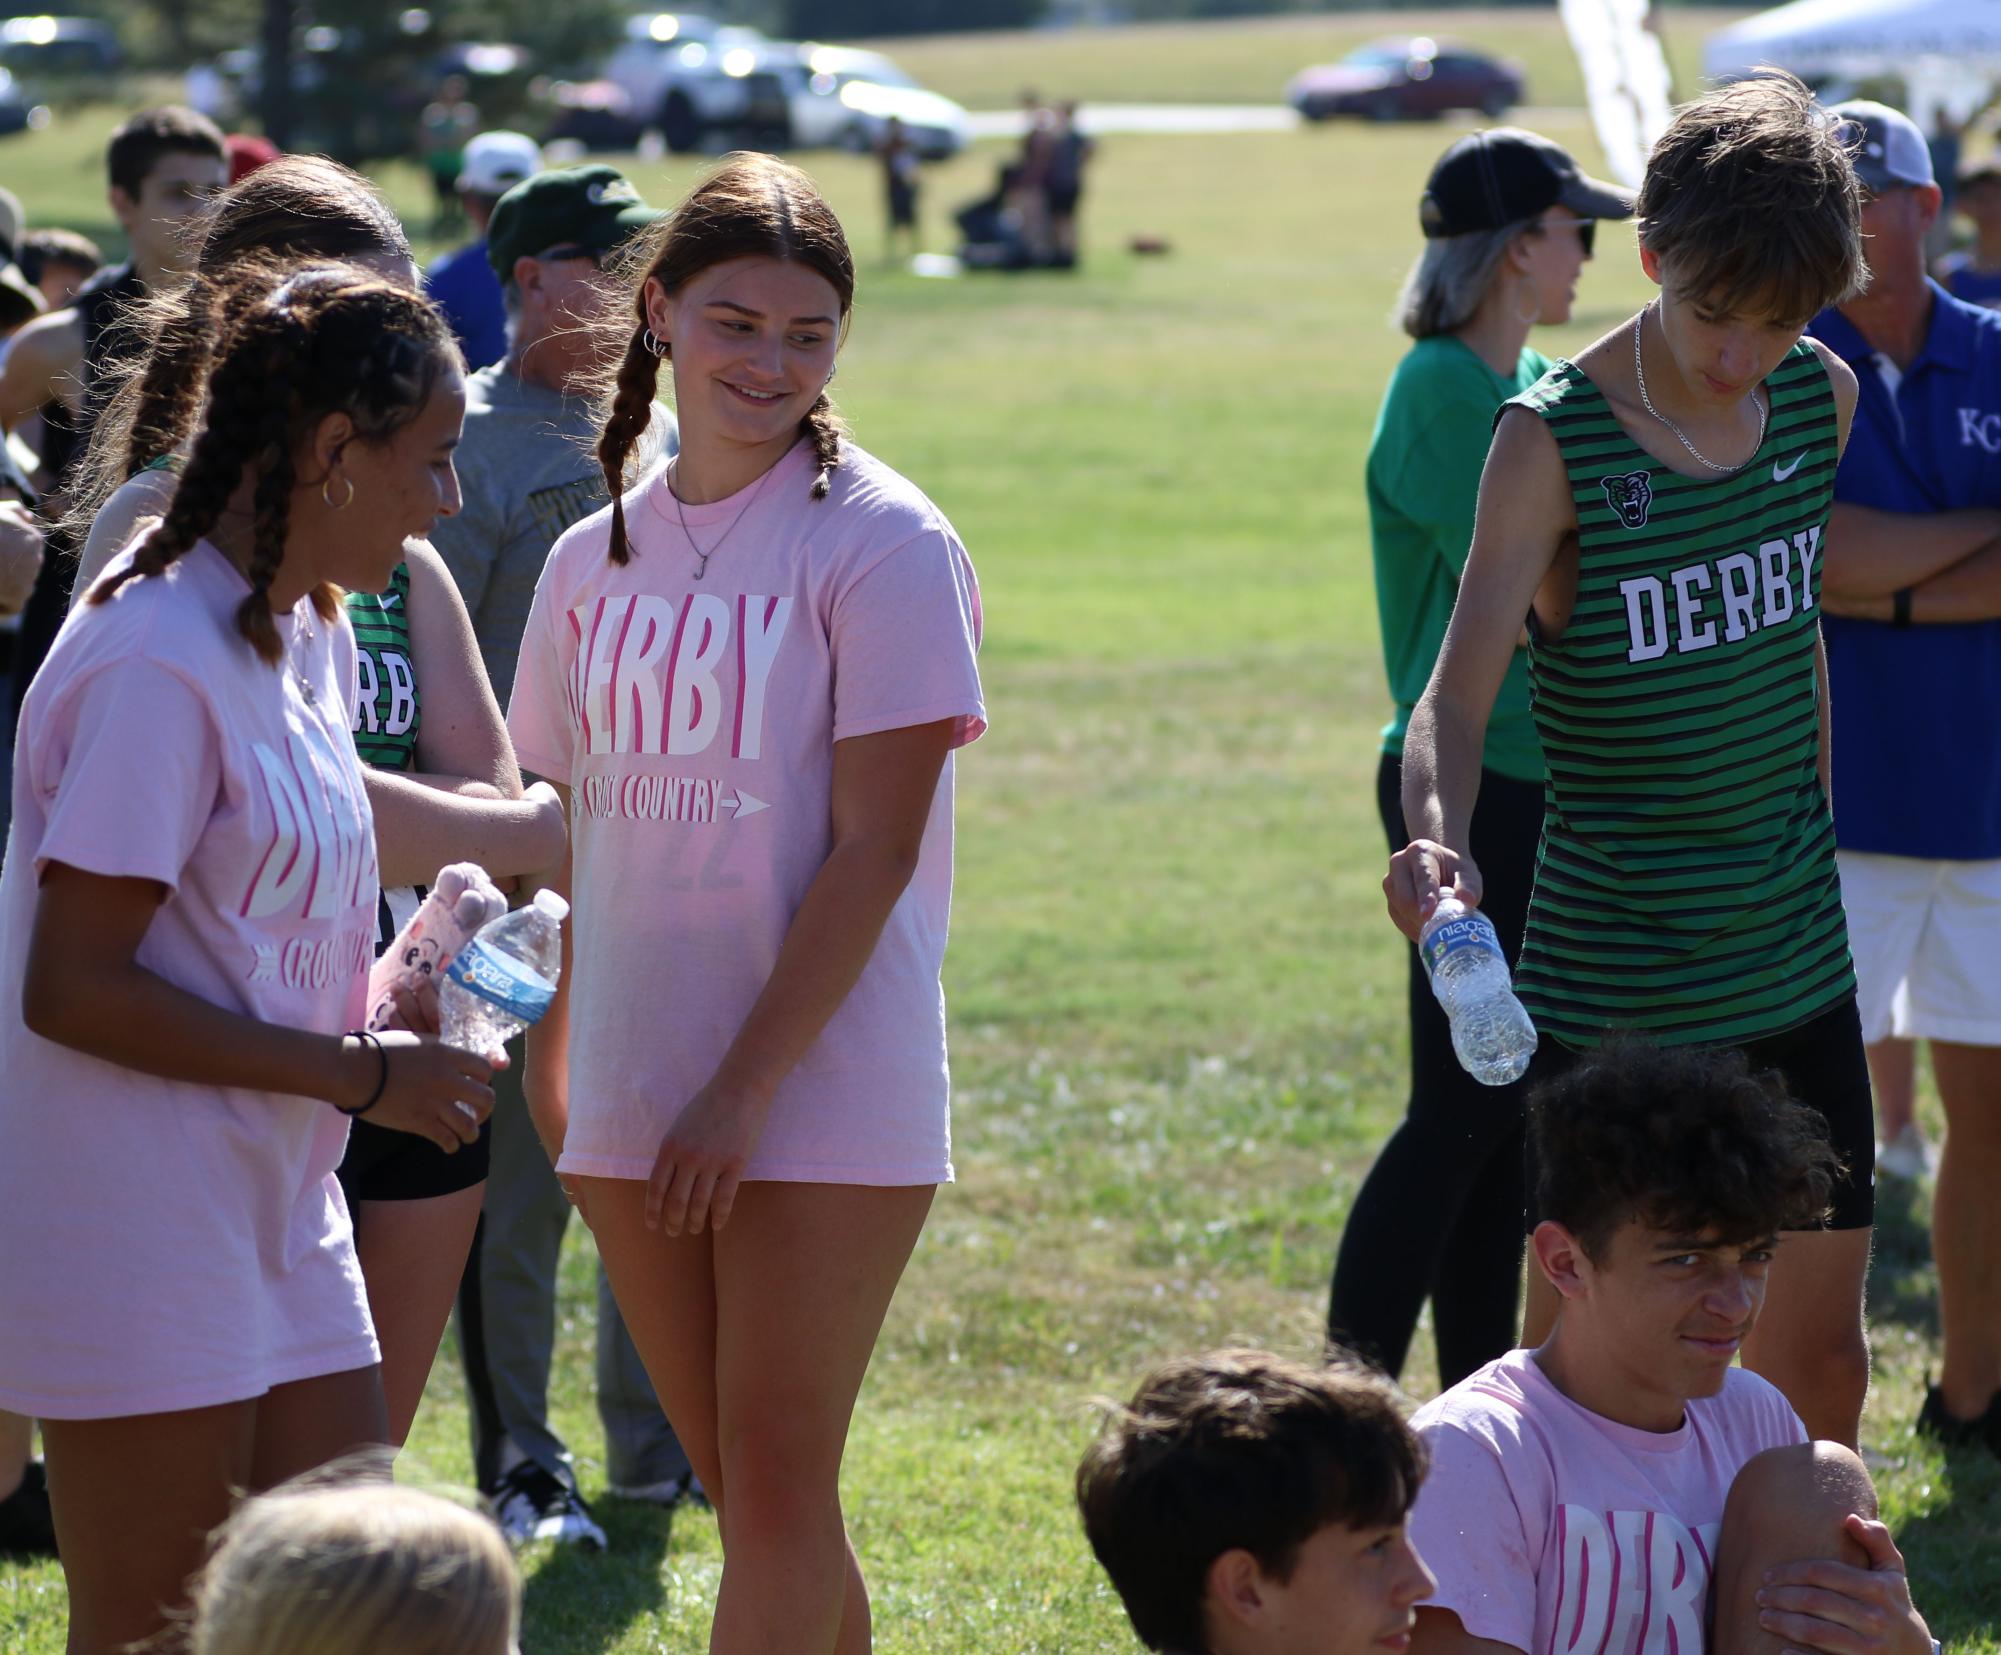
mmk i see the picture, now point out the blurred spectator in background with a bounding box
[878,116,920,263]
[16,229,101,311]
[420,75,481,237]
[426,130,542,373]
[1014,87,1056,259]
[1928,107,1965,263]
[224,132,279,186]
[1047,101,1093,267]
[0,189,43,339]
[0,105,225,723]
[1812,100,2001,1447]
[1937,155,2001,310]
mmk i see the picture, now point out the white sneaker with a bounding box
[608,1469,709,1510]
[489,1461,608,1549]
[1877,1123,1938,1182]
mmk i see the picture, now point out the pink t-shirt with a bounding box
[0,540,380,1419]
[508,441,985,1184]
[1409,1348,1807,1655]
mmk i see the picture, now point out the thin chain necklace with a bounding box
[672,458,773,580]
[1633,303,1766,474]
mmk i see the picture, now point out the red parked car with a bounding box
[1287,37,1523,123]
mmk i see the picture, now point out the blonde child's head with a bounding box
[190,1478,520,1655]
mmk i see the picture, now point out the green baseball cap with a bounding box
[486,163,664,281]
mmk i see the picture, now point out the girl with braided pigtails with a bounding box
[0,262,494,1655]
[63,157,568,1451]
[508,152,985,1652]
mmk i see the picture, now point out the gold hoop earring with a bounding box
[321,473,354,511]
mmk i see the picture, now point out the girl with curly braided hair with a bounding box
[65,158,568,1454]
[0,261,502,1655]
[508,151,986,1651]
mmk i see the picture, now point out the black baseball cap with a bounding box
[487,163,664,281]
[1420,128,1634,238]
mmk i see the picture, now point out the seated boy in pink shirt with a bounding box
[1408,1039,1934,1655]
[1076,1348,1437,1655]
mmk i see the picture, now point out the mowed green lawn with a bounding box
[2,16,1997,1652]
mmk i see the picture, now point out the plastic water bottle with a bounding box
[1418,896,1537,1086]
[440,890,569,1054]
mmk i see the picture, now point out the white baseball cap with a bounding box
[458,130,544,198]
[1827,100,1934,192]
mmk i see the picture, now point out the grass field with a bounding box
[1,13,1997,1653]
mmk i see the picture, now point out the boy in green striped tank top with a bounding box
[1386,74,1878,1448]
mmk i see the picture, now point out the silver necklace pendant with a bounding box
[1633,303,1766,475]
[673,458,772,582]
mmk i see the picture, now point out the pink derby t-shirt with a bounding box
[0,540,380,1419]
[1409,1348,1807,1655]
[508,441,985,1185]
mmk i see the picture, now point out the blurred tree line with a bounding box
[70,0,1694,59]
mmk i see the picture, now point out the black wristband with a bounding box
[336,1030,388,1117]
[1892,586,1914,628]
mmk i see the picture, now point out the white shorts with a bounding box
[1838,850,2001,1045]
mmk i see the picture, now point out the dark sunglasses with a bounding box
[1539,215,1597,256]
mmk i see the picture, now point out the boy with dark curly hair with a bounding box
[1077,1349,1436,1655]
[1407,1039,1934,1655]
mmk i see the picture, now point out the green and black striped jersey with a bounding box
[1505,341,1854,1049]
[346,563,419,773]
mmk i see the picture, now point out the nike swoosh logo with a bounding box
[1772,454,1805,482]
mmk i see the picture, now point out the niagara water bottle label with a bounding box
[444,937,556,1023]
[1420,913,1504,982]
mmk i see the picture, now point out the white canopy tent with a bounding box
[1703,0,2001,124]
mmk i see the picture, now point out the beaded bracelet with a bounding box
[336,1030,388,1117]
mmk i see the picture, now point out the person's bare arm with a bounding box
[24,863,495,1150]
[1389,407,1572,940]
[522,780,574,1172]
[365,770,564,890]
[641,719,960,1236]
[1799,338,1996,605]
[405,537,519,794]
[1823,533,2001,622]
[0,309,82,428]
[0,499,42,614]
[1819,502,2001,601]
[71,468,175,608]
[1410,1607,1525,1655]
[365,540,564,889]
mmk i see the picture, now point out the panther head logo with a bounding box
[1600,470,1653,530]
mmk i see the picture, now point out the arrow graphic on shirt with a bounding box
[720,790,769,818]
[250,943,280,983]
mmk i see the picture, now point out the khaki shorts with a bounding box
[1838,850,2001,1046]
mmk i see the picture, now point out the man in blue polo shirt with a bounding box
[424,129,541,372]
[1813,99,2001,1455]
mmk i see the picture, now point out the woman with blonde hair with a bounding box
[192,1477,519,1655]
